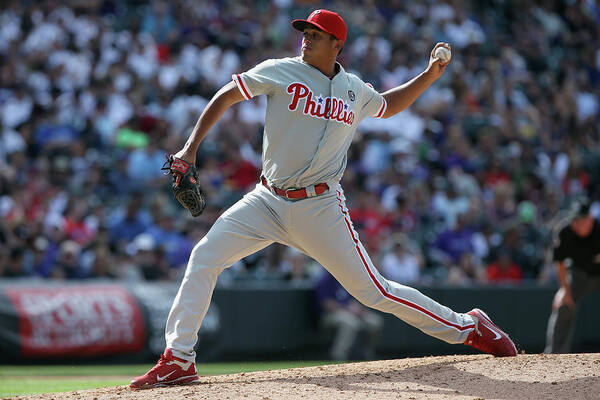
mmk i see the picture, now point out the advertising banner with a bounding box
[4,285,146,357]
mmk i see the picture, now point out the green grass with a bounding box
[0,361,336,397]
[0,378,126,397]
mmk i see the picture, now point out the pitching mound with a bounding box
[14,353,600,400]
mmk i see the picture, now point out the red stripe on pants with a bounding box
[335,190,474,332]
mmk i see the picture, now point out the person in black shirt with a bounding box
[545,199,600,353]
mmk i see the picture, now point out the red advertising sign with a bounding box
[5,285,146,357]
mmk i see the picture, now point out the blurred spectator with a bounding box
[0,1,596,286]
[486,249,524,284]
[130,233,170,281]
[280,247,317,284]
[141,1,176,44]
[88,245,118,279]
[517,201,550,279]
[380,236,424,285]
[31,235,58,277]
[350,192,392,254]
[109,196,150,244]
[1,87,33,129]
[62,201,95,245]
[51,240,86,279]
[316,270,383,361]
[1,247,28,277]
[431,181,470,228]
[147,213,193,269]
[447,253,486,287]
[126,142,166,187]
[430,213,477,267]
[220,146,260,192]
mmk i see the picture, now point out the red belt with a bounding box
[261,176,329,200]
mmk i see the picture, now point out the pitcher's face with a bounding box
[301,26,340,63]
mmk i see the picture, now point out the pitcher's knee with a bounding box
[187,240,231,271]
[352,281,420,313]
[352,288,388,310]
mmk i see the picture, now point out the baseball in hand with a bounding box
[434,47,451,64]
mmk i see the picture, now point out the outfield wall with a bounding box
[0,280,598,362]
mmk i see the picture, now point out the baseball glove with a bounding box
[161,155,206,217]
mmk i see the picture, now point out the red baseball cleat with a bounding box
[130,349,200,389]
[465,308,517,357]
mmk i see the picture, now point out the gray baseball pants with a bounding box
[165,183,476,361]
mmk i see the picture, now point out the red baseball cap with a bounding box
[292,9,347,44]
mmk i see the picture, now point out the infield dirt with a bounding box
[10,353,600,400]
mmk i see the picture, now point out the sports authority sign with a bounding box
[4,285,145,357]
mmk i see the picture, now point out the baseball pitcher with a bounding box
[131,9,517,389]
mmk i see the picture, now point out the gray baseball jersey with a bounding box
[232,56,386,189]
[164,56,476,362]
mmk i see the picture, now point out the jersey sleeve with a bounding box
[360,82,387,119]
[232,59,279,100]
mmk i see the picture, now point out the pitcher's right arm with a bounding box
[175,81,246,165]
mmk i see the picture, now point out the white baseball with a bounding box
[434,47,451,64]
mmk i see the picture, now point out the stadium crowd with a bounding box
[0,0,599,287]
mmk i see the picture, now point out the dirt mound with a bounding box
[12,353,600,400]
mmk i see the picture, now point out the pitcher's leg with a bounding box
[291,188,475,344]
[333,243,474,343]
[166,227,271,361]
[166,189,286,361]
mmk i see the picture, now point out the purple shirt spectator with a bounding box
[316,270,352,313]
[432,223,475,264]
